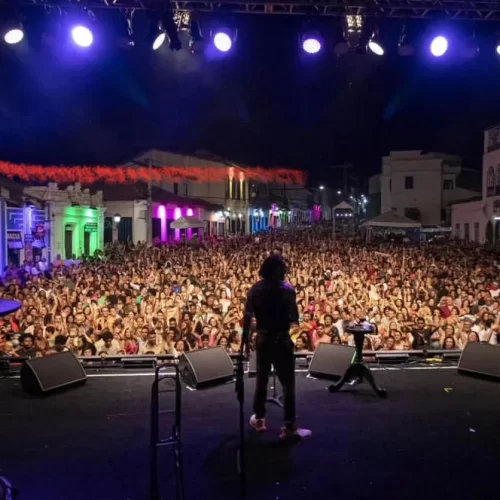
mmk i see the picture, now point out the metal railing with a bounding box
[0,349,463,374]
[149,363,185,500]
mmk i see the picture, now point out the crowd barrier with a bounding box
[0,349,463,374]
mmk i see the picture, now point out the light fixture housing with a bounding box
[4,23,24,45]
[430,35,448,57]
[367,30,384,56]
[301,31,322,54]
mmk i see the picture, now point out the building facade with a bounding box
[0,178,49,269]
[372,151,480,226]
[24,183,104,260]
[132,149,312,235]
[451,124,500,244]
[100,183,222,244]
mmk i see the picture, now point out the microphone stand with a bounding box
[235,340,247,500]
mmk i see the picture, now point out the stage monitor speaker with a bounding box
[178,347,235,389]
[458,342,500,381]
[308,343,356,381]
[21,352,87,396]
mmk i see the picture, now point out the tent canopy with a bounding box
[333,201,354,211]
[170,216,205,229]
[361,211,422,229]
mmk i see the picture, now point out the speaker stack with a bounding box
[178,347,235,389]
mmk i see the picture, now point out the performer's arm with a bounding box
[242,290,254,346]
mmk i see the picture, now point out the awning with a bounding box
[361,211,422,229]
[170,216,205,229]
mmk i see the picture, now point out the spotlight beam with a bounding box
[3,0,500,20]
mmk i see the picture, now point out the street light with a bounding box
[113,214,121,224]
[319,185,325,190]
[337,190,341,195]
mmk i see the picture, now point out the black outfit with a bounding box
[244,279,299,429]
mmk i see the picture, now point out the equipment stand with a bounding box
[150,364,185,500]
[235,342,248,500]
[266,366,283,408]
[328,325,387,398]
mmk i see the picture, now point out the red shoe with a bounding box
[249,414,267,433]
[279,426,312,441]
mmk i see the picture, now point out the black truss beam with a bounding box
[4,0,500,20]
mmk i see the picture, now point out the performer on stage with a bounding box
[243,254,311,440]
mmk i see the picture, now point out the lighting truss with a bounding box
[4,0,500,21]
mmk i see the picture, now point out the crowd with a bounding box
[1,229,499,361]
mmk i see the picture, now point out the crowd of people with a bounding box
[1,229,499,361]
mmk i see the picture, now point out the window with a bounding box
[389,179,392,192]
[474,222,480,242]
[464,223,470,240]
[487,166,495,197]
[443,179,454,190]
[404,176,414,190]
[455,223,460,238]
[440,209,446,222]
[173,183,178,195]
[182,183,188,196]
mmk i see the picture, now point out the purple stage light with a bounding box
[430,36,448,57]
[302,37,321,54]
[4,28,24,45]
[71,26,93,48]
[213,32,232,52]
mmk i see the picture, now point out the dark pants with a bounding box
[253,333,296,430]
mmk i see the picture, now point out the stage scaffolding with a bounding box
[1,0,500,20]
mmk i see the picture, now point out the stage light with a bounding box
[4,27,24,45]
[367,31,384,56]
[463,33,478,59]
[430,36,448,57]
[398,27,414,57]
[163,12,182,51]
[119,11,135,49]
[174,11,191,32]
[214,31,232,52]
[496,42,500,56]
[189,19,203,53]
[334,37,349,56]
[301,33,322,54]
[71,25,93,47]
[148,18,166,51]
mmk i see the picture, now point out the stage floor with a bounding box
[1,367,499,500]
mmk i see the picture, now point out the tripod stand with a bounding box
[328,323,387,398]
[266,366,283,408]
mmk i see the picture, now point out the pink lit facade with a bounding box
[153,204,202,242]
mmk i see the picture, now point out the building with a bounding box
[451,124,500,244]
[1,177,48,269]
[99,183,222,244]
[24,183,104,260]
[132,150,253,235]
[131,149,310,234]
[370,151,480,226]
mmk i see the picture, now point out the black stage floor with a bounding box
[1,368,499,500]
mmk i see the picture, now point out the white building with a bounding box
[451,124,500,244]
[371,151,480,226]
[131,149,308,234]
[24,183,104,260]
[133,150,252,235]
[99,183,221,245]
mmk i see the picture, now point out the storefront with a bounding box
[5,205,49,266]
[55,206,101,259]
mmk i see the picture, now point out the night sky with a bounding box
[1,10,500,186]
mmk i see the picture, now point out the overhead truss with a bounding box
[6,0,500,20]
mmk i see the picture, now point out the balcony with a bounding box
[486,125,500,153]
